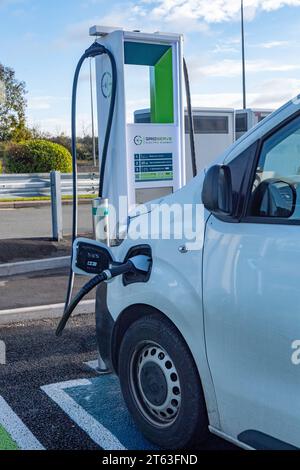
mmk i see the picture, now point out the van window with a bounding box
[257,114,268,123]
[134,112,151,124]
[185,116,229,134]
[248,115,300,220]
[236,113,248,133]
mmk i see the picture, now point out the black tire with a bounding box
[118,312,209,449]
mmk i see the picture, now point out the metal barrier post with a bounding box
[50,171,63,241]
[0,341,6,365]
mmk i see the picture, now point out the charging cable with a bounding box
[56,255,151,337]
[183,58,197,178]
[64,42,117,316]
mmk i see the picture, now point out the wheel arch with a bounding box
[112,303,202,385]
[112,304,169,373]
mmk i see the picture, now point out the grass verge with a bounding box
[0,425,19,450]
[0,195,96,203]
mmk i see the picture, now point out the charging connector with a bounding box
[56,255,151,337]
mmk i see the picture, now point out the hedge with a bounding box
[6,140,72,174]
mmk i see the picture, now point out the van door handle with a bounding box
[178,245,189,254]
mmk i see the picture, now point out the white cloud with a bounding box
[250,77,300,107]
[0,0,25,7]
[212,37,241,54]
[32,0,300,134]
[27,95,68,111]
[193,58,300,78]
[136,0,300,25]
[260,40,291,48]
[176,77,300,109]
[58,0,300,47]
[27,116,70,135]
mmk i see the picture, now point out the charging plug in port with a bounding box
[123,245,152,286]
[75,242,112,275]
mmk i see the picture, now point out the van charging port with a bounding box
[123,245,153,286]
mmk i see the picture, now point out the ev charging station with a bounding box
[57,26,190,346]
[90,26,186,232]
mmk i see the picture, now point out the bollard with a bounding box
[0,341,6,365]
[93,198,112,374]
[50,171,63,241]
[92,198,110,246]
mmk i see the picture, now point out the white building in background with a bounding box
[183,108,235,181]
[235,108,273,140]
[134,107,273,183]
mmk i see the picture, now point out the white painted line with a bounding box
[84,360,99,371]
[0,396,44,450]
[41,380,126,451]
[0,256,70,278]
[0,299,95,325]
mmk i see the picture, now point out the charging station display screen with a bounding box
[134,153,173,182]
[128,124,178,188]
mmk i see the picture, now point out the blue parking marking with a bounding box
[65,375,158,450]
[42,374,159,450]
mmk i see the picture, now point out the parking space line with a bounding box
[0,396,44,450]
[41,380,126,451]
[84,360,99,371]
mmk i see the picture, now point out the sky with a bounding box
[1,0,300,135]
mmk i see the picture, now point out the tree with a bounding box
[0,64,27,141]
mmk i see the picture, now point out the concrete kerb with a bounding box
[0,256,71,278]
[0,199,92,209]
[0,300,96,325]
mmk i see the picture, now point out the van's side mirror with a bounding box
[202,165,233,216]
[250,179,297,218]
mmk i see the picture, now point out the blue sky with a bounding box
[1,0,300,135]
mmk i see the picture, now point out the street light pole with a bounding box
[241,0,247,109]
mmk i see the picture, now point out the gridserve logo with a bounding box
[134,135,143,146]
[133,135,173,146]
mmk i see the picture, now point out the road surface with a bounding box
[0,314,237,450]
[0,268,94,310]
[0,204,92,240]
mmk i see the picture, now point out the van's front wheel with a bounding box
[118,313,208,449]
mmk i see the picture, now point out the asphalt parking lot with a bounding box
[0,314,238,451]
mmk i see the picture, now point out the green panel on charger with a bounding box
[150,48,174,124]
[124,42,174,124]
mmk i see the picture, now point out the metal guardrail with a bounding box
[0,173,99,198]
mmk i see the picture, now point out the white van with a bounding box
[97,96,300,450]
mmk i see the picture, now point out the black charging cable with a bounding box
[98,48,117,198]
[64,42,118,316]
[57,255,151,337]
[183,58,197,178]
